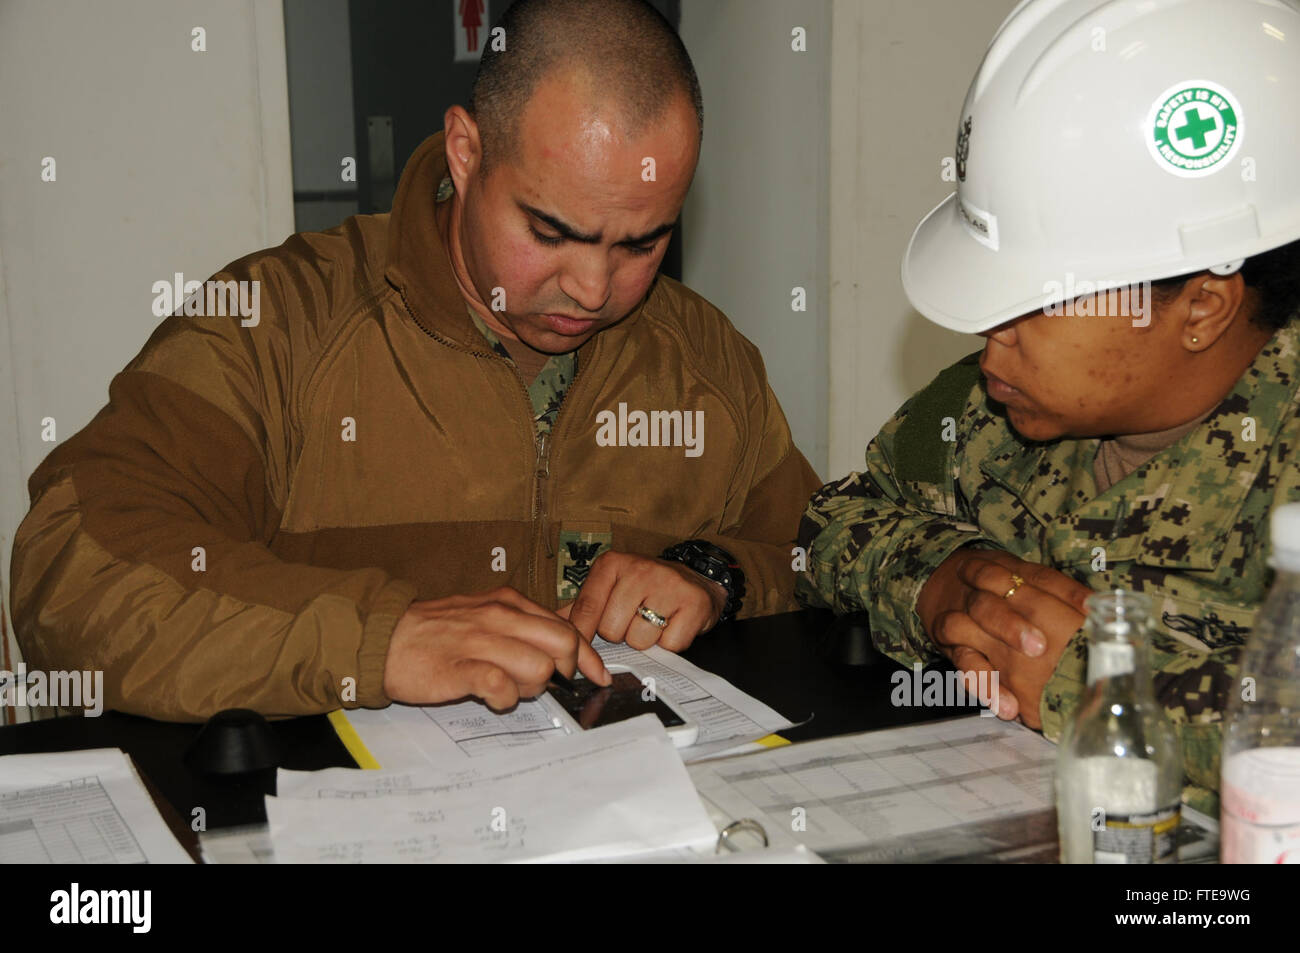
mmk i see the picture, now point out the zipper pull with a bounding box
[536,432,555,558]
[536,431,551,478]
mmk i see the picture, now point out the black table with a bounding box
[0,609,978,860]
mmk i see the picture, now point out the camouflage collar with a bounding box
[464,305,514,361]
[464,306,576,436]
[979,322,1300,569]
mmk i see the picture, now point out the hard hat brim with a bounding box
[902,192,1054,336]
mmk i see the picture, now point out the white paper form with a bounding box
[688,716,1060,862]
[0,748,192,864]
[266,715,718,863]
[198,824,275,864]
[342,637,794,768]
[594,639,793,758]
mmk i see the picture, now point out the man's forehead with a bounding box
[513,69,697,177]
[506,130,681,235]
[518,113,629,181]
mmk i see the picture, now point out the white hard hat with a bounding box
[903,0,1300,334]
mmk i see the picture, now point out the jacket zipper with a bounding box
[396,285,585,604]
[532,431,551,598]
[496,356,552,603]
[396,288,544,598]
[532,351,587,600]
[532,351,586,598]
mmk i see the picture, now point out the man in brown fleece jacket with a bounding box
[9,0,820,720]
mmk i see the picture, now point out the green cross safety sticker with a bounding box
[1146,80,1243,178]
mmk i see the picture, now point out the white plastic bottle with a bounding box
[1221,503,1300,864]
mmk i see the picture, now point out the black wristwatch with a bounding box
[660,539,745,625]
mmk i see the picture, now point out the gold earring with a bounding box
[1191,336,1200,344]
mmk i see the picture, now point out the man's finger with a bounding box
[568,557,619,639]
[575,637,611,685]
[462,631,560,689]
[483,586,565,620]
[625,612,665,651]
[481,605,587,669]
[592,579,646,646]
[658,607,700,653]
[455,657,522,711]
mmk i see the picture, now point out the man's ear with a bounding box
[443,105,482,195]
[1181,272,1247,352]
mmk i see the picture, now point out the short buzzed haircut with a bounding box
[469,0,704,174]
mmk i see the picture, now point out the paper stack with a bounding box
[265,715,718,863]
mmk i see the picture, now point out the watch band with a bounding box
[660,539,745,625]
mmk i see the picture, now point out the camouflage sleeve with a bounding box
[796,394,997,666]
[1042,630,1235,815]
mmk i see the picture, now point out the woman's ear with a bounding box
[1180,272,1247,351]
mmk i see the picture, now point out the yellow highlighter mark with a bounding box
[327,710,382,770]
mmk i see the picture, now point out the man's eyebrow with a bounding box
[622,221,677,246]
[518,202,676,246]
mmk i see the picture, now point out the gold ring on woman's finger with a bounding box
[1002,574,1026,600]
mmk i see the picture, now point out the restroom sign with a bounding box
[454,0,490,62]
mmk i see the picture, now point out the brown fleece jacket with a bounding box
[10,132,821,721]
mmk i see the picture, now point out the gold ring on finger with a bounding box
[1003,574,1026,600]
[637,605,669,629]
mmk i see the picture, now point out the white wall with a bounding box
[0,0,293,723]
[827,0,1020,476]
[679,0,831,478]
[679,0,1020,481]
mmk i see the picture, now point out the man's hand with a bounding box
[382,587,610,710]
[916,548,1093,729]
[559,550,727,652]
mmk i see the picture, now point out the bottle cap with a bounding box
[1270,503,1300,572]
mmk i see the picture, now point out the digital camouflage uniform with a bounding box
[797,322,1300,816]
[464,306,573,439]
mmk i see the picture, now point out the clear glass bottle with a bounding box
[1057,590,1182,863]
[1221,503,1300,863]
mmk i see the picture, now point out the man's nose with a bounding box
[558,248,612,314]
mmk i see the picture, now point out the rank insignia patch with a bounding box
[557,528,612,601]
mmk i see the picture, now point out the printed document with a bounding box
[688,716,1060,862]
[267,715,718,863]
[0,748,192,864]
[341,638,792,768]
